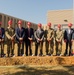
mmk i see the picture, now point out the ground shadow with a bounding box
[1,65,74,75]
[55,57,65,64]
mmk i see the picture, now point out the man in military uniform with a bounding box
[55,24,63,56]
[45,22,54,56]
[15,20,25,56]
[34,23,44,56]
[64,23,73,56]
[5,20,15,57]
[0,22,5,57]
[25,22,34,56]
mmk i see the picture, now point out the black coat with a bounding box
[64,28,73,42]
[0,28,5,39]
[15,27,25,42]
[25,28,34,43]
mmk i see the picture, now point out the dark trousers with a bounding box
[0,42,4,57]
[65,41,72,56]
[35,42,43,56]
[25,41,32,56]
[17,42,24,56]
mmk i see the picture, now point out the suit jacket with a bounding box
[72,29,74,40]
[15,27,25,42]
[64,28,73,42]
[25,28,34,42]
[34,28,44,43]
[0,27,5,39]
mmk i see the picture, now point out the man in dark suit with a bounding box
[64,23,73,56]
[0,22,5,57]
[25,22,34,56]
[15,20,25,56]
[34,23,44,56]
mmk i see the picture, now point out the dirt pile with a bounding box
[0,56,74,66]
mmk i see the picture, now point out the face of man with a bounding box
[68,26,71,29]
[27,25,31,29]
[18,24,22,28]
[38,25,42,30]
[8,24,12,28]
[47,25,51,29]
[58,27,61,30]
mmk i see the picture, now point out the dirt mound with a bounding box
[0,56,74,66]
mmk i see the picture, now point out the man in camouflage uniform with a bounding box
[45,22,54,56]
[55,24,63,56]
[5,20,15,57]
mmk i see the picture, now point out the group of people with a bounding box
[0,20,74,57]
[45,23,74,56]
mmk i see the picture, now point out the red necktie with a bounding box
[0,29,2,34]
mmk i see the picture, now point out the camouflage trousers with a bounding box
[7,40,15,57]
[55,41,62,55]
[45,40,54,55]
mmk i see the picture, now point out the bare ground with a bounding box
[0,56,74,75]
[0,56,74,66]
[0,43,74,75]
[0,65,74,75]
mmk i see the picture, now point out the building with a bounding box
[0,13,38,30]
[47,9,74,30]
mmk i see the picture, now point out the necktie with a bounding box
[28,29,30,37]
[0,29,2,38]
[0,29,2,34]
[19,28,22,36]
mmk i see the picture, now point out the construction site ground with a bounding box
[0,43,74,75]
